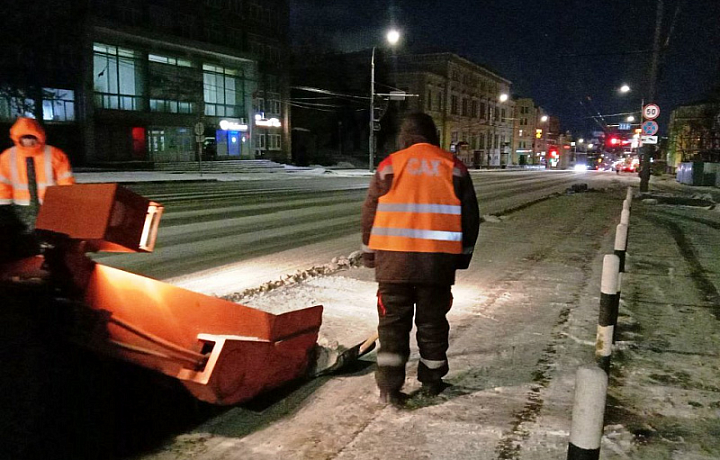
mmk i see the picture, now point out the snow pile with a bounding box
[222,251,363,303]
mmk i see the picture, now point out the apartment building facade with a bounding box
[0,0,291,166]
[390,53,514,168]
[512,98,541,165]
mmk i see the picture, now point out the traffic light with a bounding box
[606,136,620,146]
[535,129,543,139]
[549,148,558,158]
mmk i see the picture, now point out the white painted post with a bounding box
[596,255,619,372]
[567,366,608,460]
[626,186,633,205]
[614,223,628,272]
[620,209,630,226]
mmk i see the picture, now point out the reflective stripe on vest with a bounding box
[371,227,462,242]
[7,146,54,205]
[44,146,55,187]
[369,144,462,254]
[377,203,461,215]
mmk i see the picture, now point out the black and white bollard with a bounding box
[614,223,628,272]
[612,224,628,343]
[596,254,619,372]
[620,209,630,226]
[567,365,608,460]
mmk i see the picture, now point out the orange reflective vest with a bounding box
[0,117,74,206]
[369,144,462,254]
[0,146,74,206]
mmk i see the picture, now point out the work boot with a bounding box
[378,389,407,407]
[420,380,450,396]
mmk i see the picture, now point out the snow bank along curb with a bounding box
[568,186,634,460]
[221,251,363,302]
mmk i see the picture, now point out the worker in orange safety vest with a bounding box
[0,117,74,260]
[362,112,480,406]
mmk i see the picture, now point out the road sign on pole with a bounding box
[641,120,659,136]
[642,104,660,120]
[641,135,658,144]
[194,122,205,136]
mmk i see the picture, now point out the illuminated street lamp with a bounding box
[498,93,509,103]
[626,115,635,122]
[386,29,400,45]
[573,137,584,161]
[369,29,401,171]
[620,84,631,93]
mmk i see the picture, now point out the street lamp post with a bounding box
[369,46,376,171]
[369,29,400,172]
[574,138,584,159]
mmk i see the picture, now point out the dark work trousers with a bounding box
[375,282,452,392]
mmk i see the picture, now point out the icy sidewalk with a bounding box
[599,196,720,459]
[517,191,720,459]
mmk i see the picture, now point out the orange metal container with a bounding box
[24,183,324,405]
[83,264,323,405]
[36,184,163,253]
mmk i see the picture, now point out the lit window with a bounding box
[42,88,75,122]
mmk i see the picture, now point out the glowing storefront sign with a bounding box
[219,119,248,132]
[254,113,281,128]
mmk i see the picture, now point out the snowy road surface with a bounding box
[127,174,718,460]
[93,169,627,291]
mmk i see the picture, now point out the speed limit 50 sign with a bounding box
[643,104,660,120]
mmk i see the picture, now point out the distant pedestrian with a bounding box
[362,112,480,406]
[0,117,74,260]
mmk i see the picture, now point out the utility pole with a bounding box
[640,0,664,192]
[369,47,376,172]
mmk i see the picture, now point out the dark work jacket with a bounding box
[361,143,480,285]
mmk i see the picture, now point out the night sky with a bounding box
[290,0,720,137]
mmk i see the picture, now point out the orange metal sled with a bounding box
[15,183,324,405]
[85,264,322,405]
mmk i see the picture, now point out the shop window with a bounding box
[148,127,194,162]
[131,127,146,159]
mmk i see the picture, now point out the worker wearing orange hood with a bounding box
[0,117,74,234]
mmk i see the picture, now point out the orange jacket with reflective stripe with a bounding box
[368,143,462,254]
[0,117,74,206]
